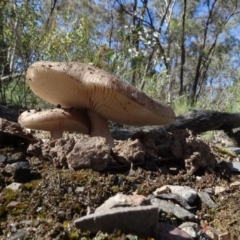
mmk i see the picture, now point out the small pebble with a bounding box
[14,161,31,181]
[75,186,84,193]
[214,186,227,195]
[5,182,22,191]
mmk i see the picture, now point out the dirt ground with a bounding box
[0,126,239,239]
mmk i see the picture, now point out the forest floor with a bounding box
[0,124,239,240]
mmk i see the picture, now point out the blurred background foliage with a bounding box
[1,0,240,115]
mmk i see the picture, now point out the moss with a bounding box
[62,220,70,229]
[37,210,47,219]
[69,169,100,186]
[66,232,79,240]
[10,201,29,216]
[20,180,41,191]
[72,202,82,213]
[110,185,119,194]
[2,188,17,204]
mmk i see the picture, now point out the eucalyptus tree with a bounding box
[0,0,43,105]
[110,0,240,105]
[0,0,99,107]
[180,0,240,104]
[1,0,240,109]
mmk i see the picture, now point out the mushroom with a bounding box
[26,61,176,146]
[18,108,90,139]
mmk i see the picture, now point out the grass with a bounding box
[2,76,240,117]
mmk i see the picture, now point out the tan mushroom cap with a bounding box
[18,108,90,139]
[26,61,175,126]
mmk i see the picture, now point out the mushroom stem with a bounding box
[87,109,114,147]
[51,130,64,139]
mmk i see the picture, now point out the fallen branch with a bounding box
[166,109,240,145]
[166,109,240,133]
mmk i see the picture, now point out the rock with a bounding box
[205,226,230,240]
[57,211,66,221]
[226,161,240,173]
[74,205,159,238]
[158,222,193,240]
[109,174,119,185]
[75,187,84,193]
[42,138,76,168]
[0,154,7,164]
[204,188,214,194]
[184,133,216,174]
[67,187,72,193]
[150,198,197,221]
[5,182,22,191]
[0,118,37,145]
[7,152,25,164]
[86,206,95,215]
[153,185,170,195]
[149,193,196,210]
[230,181,240,188]
[112,139,145,164]
[178,222,200,238]
[214,186,227,195]
[27,140,43,156]
[196,176,202,180]
[180,227,197,238]
[198,191,217,208]
[4,163,17,175]
[39,136,110,171]
[226,147,240,155]
[178,222,200,229]
[197,230,214,240]
[14,161,31,181]
[7,201,20,209]
[67,136,111,171]
[95,193,150,213]
[167,185,198,203]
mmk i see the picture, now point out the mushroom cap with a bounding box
[26,61,175,126]
[18,108,90,134]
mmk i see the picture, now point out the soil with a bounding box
[0,124,239,240]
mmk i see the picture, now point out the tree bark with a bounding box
[165,109,240,145]
[0,105,19,122]
[179,0,186,95]
[167,109,240,133]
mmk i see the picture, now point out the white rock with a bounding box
[181,226,197,238]
[226,161,240,173]
[178,221,200,229]
[5,182,22,191]
[230,181,240,188]
[75,186,84,193]
[198,192,217,208]
[153,185,169,195]
[95,193,150,213]
[214,186,227,195]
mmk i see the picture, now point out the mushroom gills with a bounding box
[18,108,90,139]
